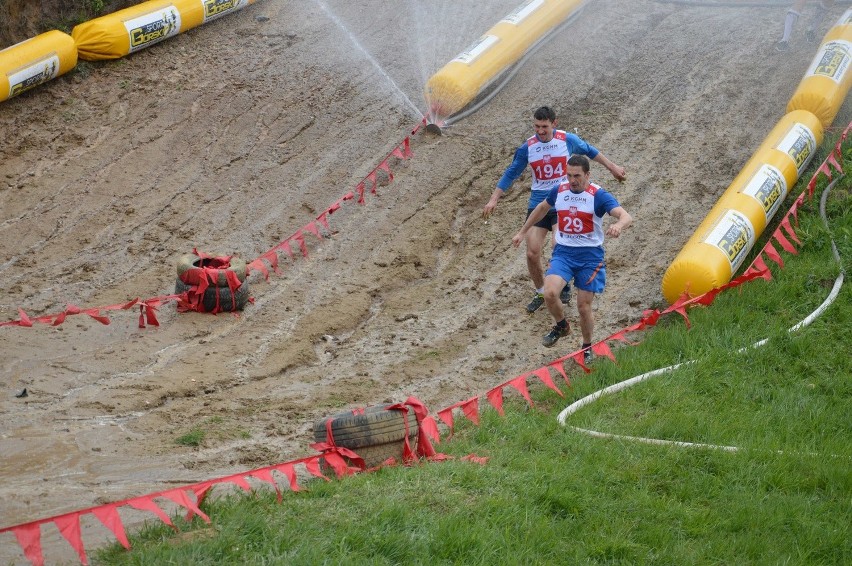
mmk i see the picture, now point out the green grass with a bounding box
[96,137,851,564]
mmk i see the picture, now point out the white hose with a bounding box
[557,178,846,456]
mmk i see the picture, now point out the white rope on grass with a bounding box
[557,178,846,456]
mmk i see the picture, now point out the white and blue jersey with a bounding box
[496,130,600,209]
[546,181,619,264]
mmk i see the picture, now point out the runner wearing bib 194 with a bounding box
[483,106,626,315]
[512,155,632,355]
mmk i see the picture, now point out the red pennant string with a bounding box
[460,454,489,465]
[773,229,798,254]
[17,309,33,327]
[507,375,533,406]
[276,239,293,259]
[91,505,130,550]
[398,397,440,458]
[224,475,252,492]
[11,524,43,566]
[377,160,394,184]
[303,457,328,480]
[750,255,773,281]
[548,360,571,387]
[303,221,321,239]
[292,232,308,258]
[84,309,111,325]
[670,305,691,328]
[780,217,801,245]
[460,397,480,424]
[763,241,784,268]
[54,513,88,565]
[273,463,300,492]
[356,182,366,204]
[316,211,331,229]
[249,469,282,502]
[640,309,661,327]
[486,387,505,416]
[606,330,639,347]
[420,415,440,444]
[162,489,209,524]
[391,146,405,160]
[530,367,563,397]
[692,287,721,307]
[186,485,213,521]
[127,497,175,529]
[591,341,616,363]
[437,407,455,430]
[571,350,591,373]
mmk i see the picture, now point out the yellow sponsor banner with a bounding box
[661,110,822,304]
[786,10,852,128]
[0,31,77,102]
[71,0,255,61]
[424,0,583,121]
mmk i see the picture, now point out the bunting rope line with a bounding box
[556,164,846,454]
[0,124,422,331]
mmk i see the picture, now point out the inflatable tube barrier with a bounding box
[424,0,583,122]
[0,30,77,102]
[786,8,852,129]
[72,0,256,61]
[661,110,823,304]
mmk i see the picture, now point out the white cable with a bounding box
[557,178,846,457]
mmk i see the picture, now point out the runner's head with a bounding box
[533,106,557,142]
[566,155,591,193]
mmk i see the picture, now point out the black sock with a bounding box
[556,319,568,329]
[582,343,591,350]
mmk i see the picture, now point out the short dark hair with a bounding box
[533,106,557,122]
[567,154,590,172]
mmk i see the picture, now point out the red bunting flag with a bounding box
[11,523,43,566]
[91,505,130,550]
[486,387,505,416]
[54,513,87,565]
[548,360,571,387]
[530,367,563,397]
[459,397,480,425]
[507,375,533,406]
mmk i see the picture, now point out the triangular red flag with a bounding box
[162,489,210,523]
[460,397,480,425]
[54,513,88,565]
[531,367,563,397]
[249,469,282,502]
[486,386,505,416]
[11,523,44,566]
[773,229,798,254]
[780,217,801,245]
[274,463,300,492]
[763,241,784,268]
[17,308,33,327]
[92,505,130,550]
[508,375,533,406]
[549,360,571,387]
[127,497,175,529]
[591,341,616,363]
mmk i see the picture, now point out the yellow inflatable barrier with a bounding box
[786,8,852,128]
[424,0,583,122]
[0,31,77,102]
[661,110,823,304]
[72,0,256,61]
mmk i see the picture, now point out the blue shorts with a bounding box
[546,246,606,293]
[526,208,557,231]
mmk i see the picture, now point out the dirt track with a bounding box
[0,0,838,562]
